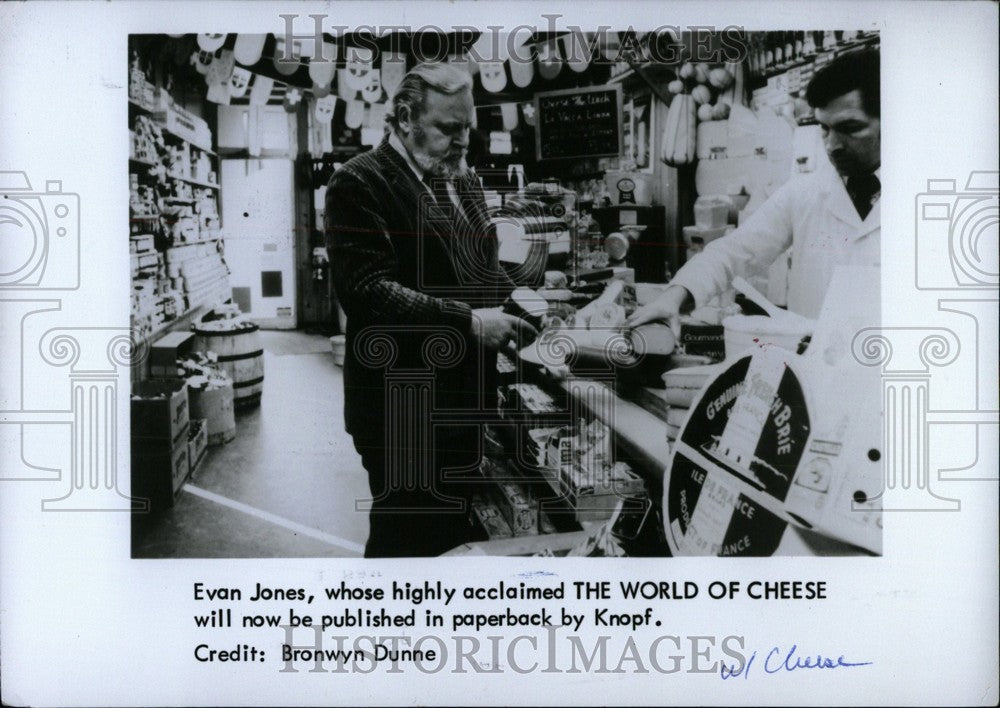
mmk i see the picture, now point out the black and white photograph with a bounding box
[126,28,884,560]
[1,2,996,706]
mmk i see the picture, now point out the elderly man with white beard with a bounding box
[325,62,534,557]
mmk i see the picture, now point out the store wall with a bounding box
[218,157,297,329]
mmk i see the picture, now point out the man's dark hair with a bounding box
[806,49,880,117]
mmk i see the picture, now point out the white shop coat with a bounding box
[672,165,881,319]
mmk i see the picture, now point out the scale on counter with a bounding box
[616,176,637,204]
[662,266,884,556]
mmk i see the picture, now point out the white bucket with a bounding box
[329,335,346,366]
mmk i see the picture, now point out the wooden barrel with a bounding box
[193,323,264,409]
[189,380,236,445]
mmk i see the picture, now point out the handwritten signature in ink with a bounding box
[720,644,872,680]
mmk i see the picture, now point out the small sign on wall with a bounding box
[534,84,623,161]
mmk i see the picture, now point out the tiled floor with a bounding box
[132,330,370,558]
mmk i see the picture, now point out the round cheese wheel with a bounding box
[629,323,676,357]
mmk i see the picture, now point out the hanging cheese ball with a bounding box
[691,85,712,105]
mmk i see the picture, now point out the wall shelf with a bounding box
[130,59,227,385]
[129,158,220,190]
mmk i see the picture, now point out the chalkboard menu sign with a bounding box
[534,84,623,161]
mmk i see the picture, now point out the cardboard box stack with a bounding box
[131,379,191,511]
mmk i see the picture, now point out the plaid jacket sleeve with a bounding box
[324,166,474,333]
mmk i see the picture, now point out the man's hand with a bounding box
[626,285,694,333]
[471,307,538,351]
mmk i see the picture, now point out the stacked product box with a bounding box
[558,460,645,522]
[469,494,514,540]
[542,420,646,522]
[480,457,538,537]
[131,378,192,511]
[128,54,158,110]
[149,331,195,378]
[182,251,231,310]
[163,241,224,300]
[153,100,213,152]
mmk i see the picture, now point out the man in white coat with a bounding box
[629,49,881,326]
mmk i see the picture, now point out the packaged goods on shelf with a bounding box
[678,320,726,360]
[153,101,213,152]
[166,144,191,182]
[563,461,644,522]
[500,383,566,424]
[165,241,221,274]
[481,460,538,537]
[545,419,613,475]
[192,151,213,183]
[131,314,153,344]
[469,495,514,540]
[525,426,562,468]
[180,252,231,310]
[173,217,200,243]
[132,114,166,163]
[160,291,185,320]
[130,186,159,224]
[133,253,158,280]
[128,55,159,111]
[132,278,158,318]
[543,459,644,523]
[130,233,155,254]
